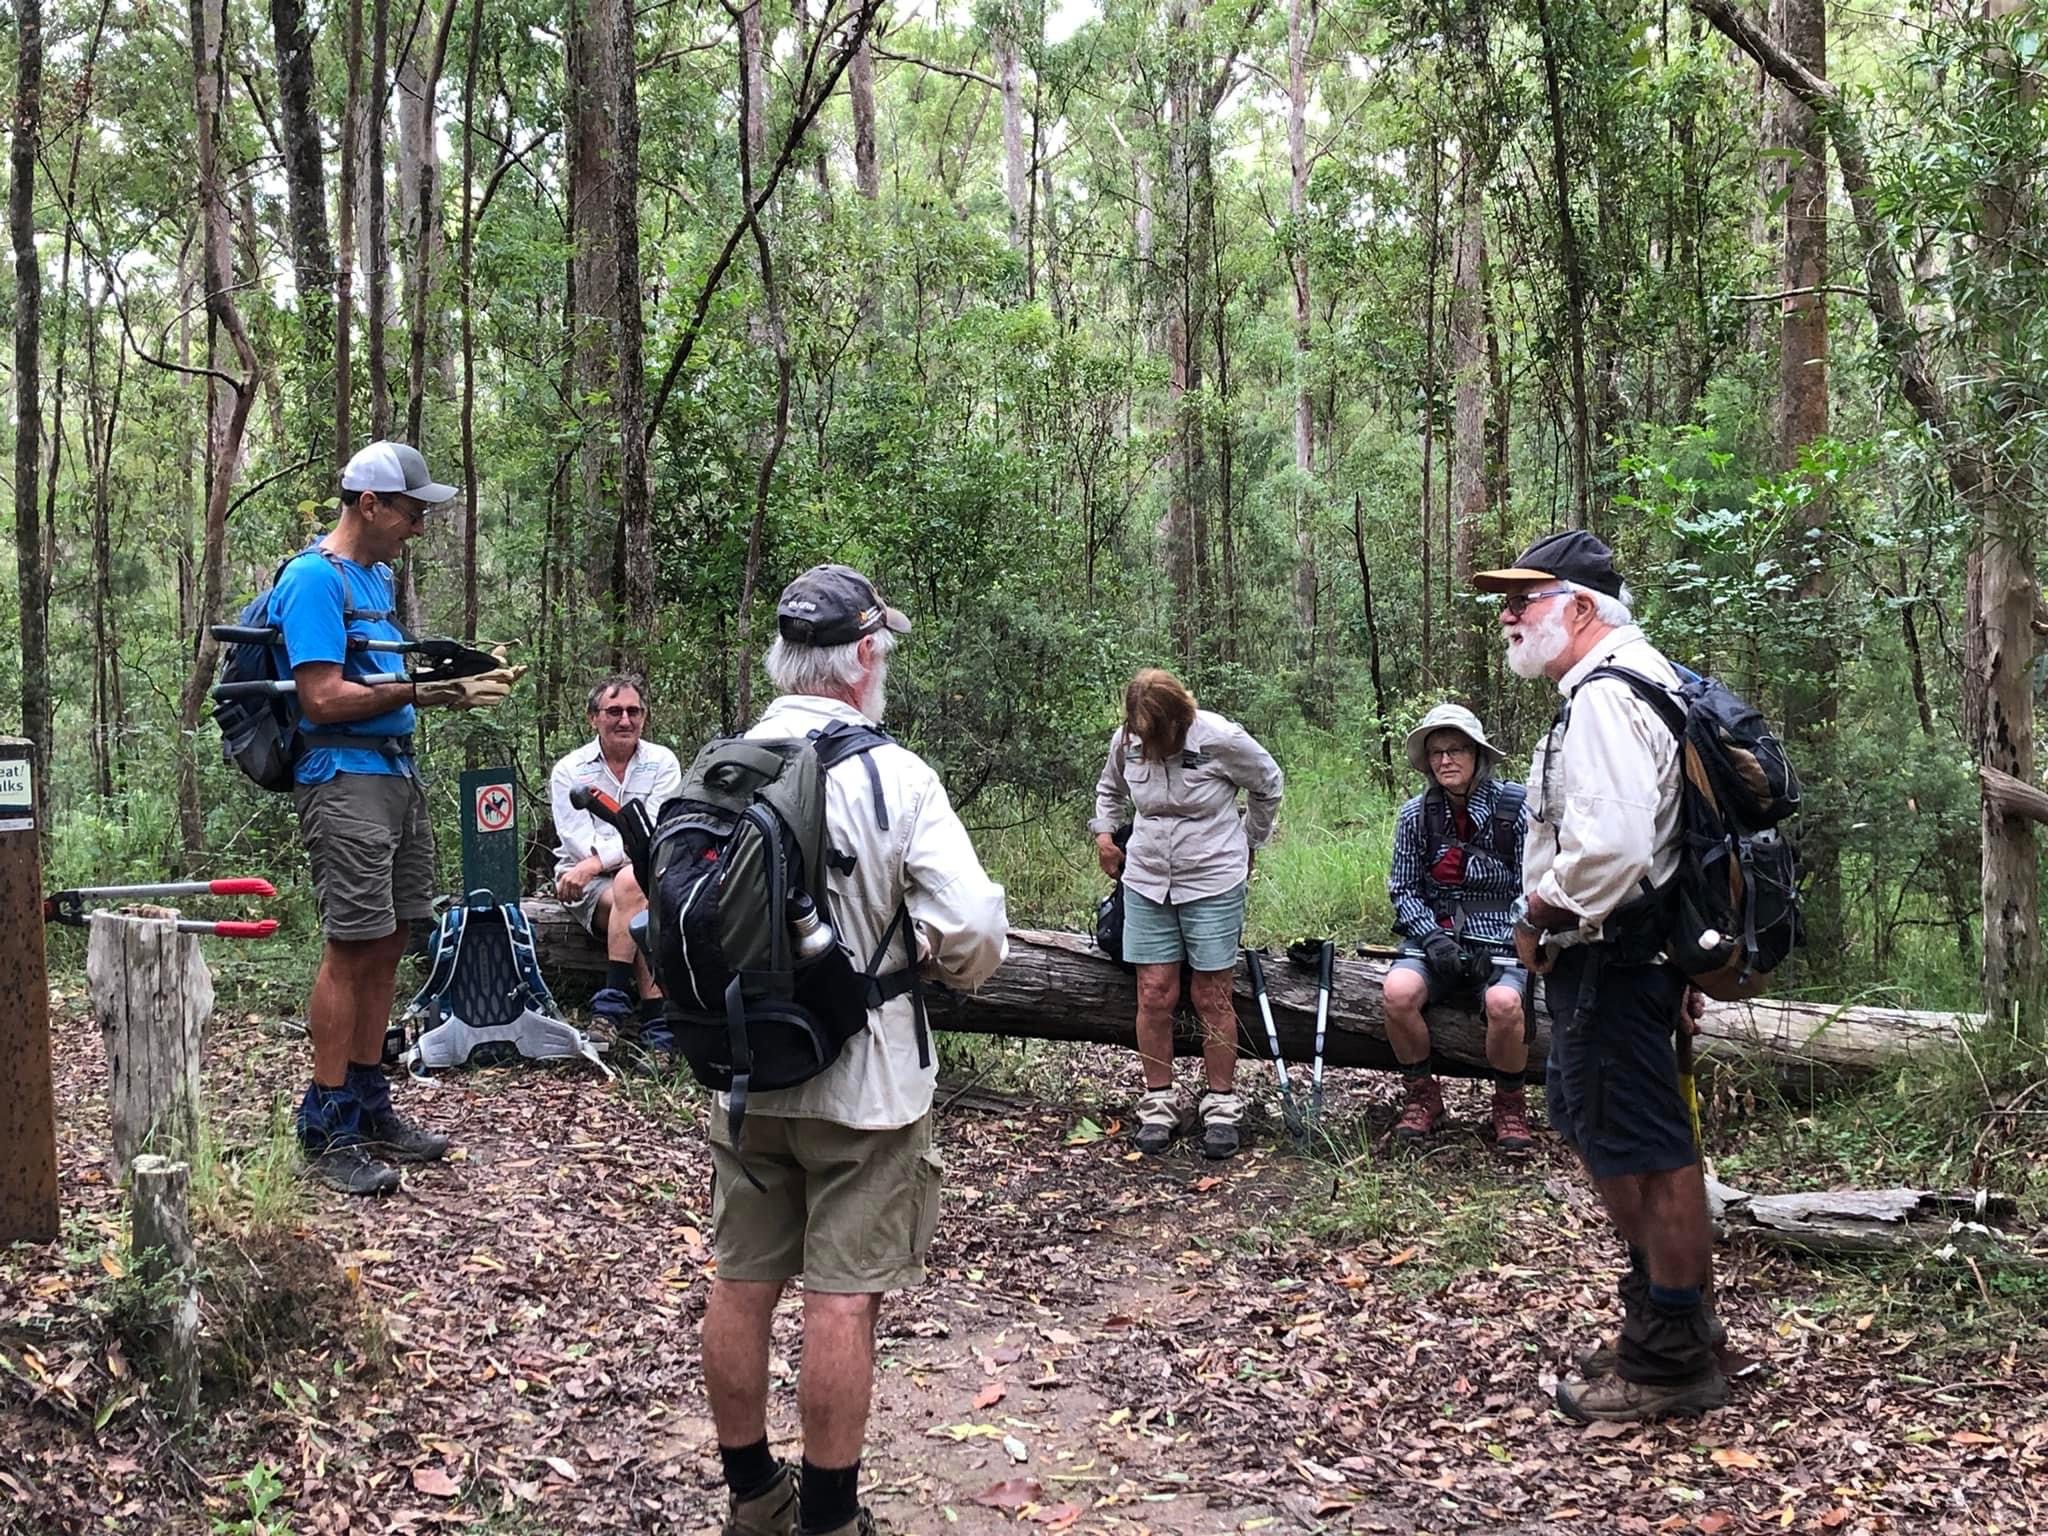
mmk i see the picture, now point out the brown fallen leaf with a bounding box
[411,1466,461,1498]
[543,1455,579,1483]
[1709,1448,1763,1470]
[973,1477,1045,1508]
[974,1381,1007,1410]
[1030,1503,1084,1529]
[1698,1514,1733,1534]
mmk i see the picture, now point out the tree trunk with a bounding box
[335,0,364,460]
[366,0,393,439]
[458,0,483,642]
[401,0,458,445]
[272,0,337,472]
[849,30,880,200]
[11,0,48,830]
[1533,0,1591,529]
[1418,138,1441,688]
[175,0,263,865]
[995,27,1029,258]
[1448,139,1489,701]
[1287,0,1317,652]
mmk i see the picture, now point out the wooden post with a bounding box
[0,736,58,1243]
[130,1153,201,1420]
[87,911,213,1179]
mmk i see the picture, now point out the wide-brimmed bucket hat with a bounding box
[1404,702,1504,776]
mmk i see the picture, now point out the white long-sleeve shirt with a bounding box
[1523,625,1684,942]
[548,739,684,878]
[732,694,1010,1129]
[1089,709,1285,904]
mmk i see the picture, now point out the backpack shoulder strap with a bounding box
[1580,664,1686,741]
[1488,780,1526,853]
[809,720,898,833]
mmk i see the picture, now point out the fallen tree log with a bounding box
[523,904,1973,1081]
[1707,1177,2042,1269]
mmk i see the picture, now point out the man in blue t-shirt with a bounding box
[278,441,522,1195]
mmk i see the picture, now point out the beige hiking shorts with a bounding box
[709,1111,942,1294]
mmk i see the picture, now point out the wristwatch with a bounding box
[1508,894,1535,933]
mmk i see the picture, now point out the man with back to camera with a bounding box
[704,564,1010,1536]
[275,440,523,1195]
[1478,529,1724,1422]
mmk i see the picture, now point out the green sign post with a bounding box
[459,768,522,903]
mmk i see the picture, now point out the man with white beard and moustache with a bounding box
[1475,531,1726,1424]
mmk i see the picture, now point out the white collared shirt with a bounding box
[730,694,1010,1129]
[1522,625,1684,942]
[548,738,685,877]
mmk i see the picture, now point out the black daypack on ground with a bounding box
[214,544,408,791]
[1586,664,1803,1001]
[644,720,926,1144]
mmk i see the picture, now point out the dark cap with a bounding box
[1473,529,1623,598]
[775,564,913,648]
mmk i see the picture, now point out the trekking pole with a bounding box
[1311,939,1333,1127]
[1244,949,1305,1145]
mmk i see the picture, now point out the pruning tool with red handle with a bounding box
[42,878,280,939]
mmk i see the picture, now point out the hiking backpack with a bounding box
[1583,664,1804,1001]
[1418,780,1526,936]
[214,544,408,791]
[644,720,927,1142]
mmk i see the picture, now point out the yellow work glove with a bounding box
[414,665,525,712]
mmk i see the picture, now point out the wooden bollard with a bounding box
[0,737,57,1242]
[86,911,213,1179]
[130,1153,201,1420]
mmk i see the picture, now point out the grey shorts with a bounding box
[562,871,616,934]
[1389,947,1532,1009]
[709,1112,943,1294]
[1122,882,1248,972]
[294,772,436,941]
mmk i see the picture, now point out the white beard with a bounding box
[858,663,889,722]
[1505,605,1569,680]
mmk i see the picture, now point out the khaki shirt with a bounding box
[730,694,1010,1129]
[548,739,684,877]
[1523,625,1683,943]
[1090,709,1284,905]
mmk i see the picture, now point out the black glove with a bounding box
[1457,944,1497,992]
[1421,931,1464,980]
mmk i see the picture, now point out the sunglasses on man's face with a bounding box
[598,705,644,720]
[1501,587,1572,619]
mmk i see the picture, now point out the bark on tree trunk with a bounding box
[850,30,880,200]
[272,0,336,467]
[88,912,212,1179]
[1533,0,1591,529]
[1287,0,1317,654]
[1449,142,1489,700]
[12,0,49,830]
[995,28,1029,259]
[335,0,364,460]
[457,0,483,642]
[401,0,458,445]
[367,0,393,438]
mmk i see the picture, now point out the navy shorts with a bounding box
[1542,946,1697,1180]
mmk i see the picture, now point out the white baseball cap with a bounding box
[340,440,457,504]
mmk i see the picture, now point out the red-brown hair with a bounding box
[1123,668,1197,763]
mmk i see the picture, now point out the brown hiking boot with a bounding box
[722,1463,798,1536]
[1393,1074,1445,1141]
[1490,1087,1534,1155]
[1556,1366,1728,1423]
[1581,1310,1729,1377]
[803,1513,879,1536]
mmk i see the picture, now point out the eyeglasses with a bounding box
[1501,587,1572,619]
[1427,745,1474,761]
[378,495,427,526]
[598,705,644,720]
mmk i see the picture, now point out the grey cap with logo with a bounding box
[775,564,913,648]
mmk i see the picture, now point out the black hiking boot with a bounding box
[1133,1087,1184,1155]
[305,1143,402,1197]
[1198,1090,1242,1160]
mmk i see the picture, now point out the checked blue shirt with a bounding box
[1387,779,1527,949]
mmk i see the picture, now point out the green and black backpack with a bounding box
[644,721,927,1144]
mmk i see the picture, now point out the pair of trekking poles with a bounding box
[1244,938,1334,1149]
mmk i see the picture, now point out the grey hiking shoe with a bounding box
[722,1463,798,1536]
[305,1143,402,1197]
[1133,1087,1185,1155]
[1556,1365,1728,1422]
[1198,1090,1242,1159]
[366,1111,450,1163]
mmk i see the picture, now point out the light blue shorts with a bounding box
[1122,883,1248,973]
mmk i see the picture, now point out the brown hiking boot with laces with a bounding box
[1556,1366,1728,1423]
[1394,1074,1445,1141]
[1490,1086,1535,1156]
[722,1463,797,1536]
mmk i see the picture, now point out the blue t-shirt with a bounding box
[270,547,418,784]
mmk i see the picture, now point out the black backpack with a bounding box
[1418,781,1526,936]
[1093,824,1137,973]
[1585,664,1804,1000]
[645,720,926,1146]
[214,544,406,791]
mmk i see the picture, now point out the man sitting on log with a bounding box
[1480,529,1724,1424]
[1382,702,1534,1155]
[547,672,682,1064]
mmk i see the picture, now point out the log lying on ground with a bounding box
[523,904,1973,1081]
[1707,1176,2042,1269]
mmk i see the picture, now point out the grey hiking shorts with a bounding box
[294,772,437,942]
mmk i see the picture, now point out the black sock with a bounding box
[799,1458,860,1533]
[605,960,635,993]
[719,1438,779,1499]
[1627,1244,1648,1277]
[1400,1062,1431,1079]
[639,995,666,1024]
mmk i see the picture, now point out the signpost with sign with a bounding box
[459,768,522,904]
[0,738,58,1242]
